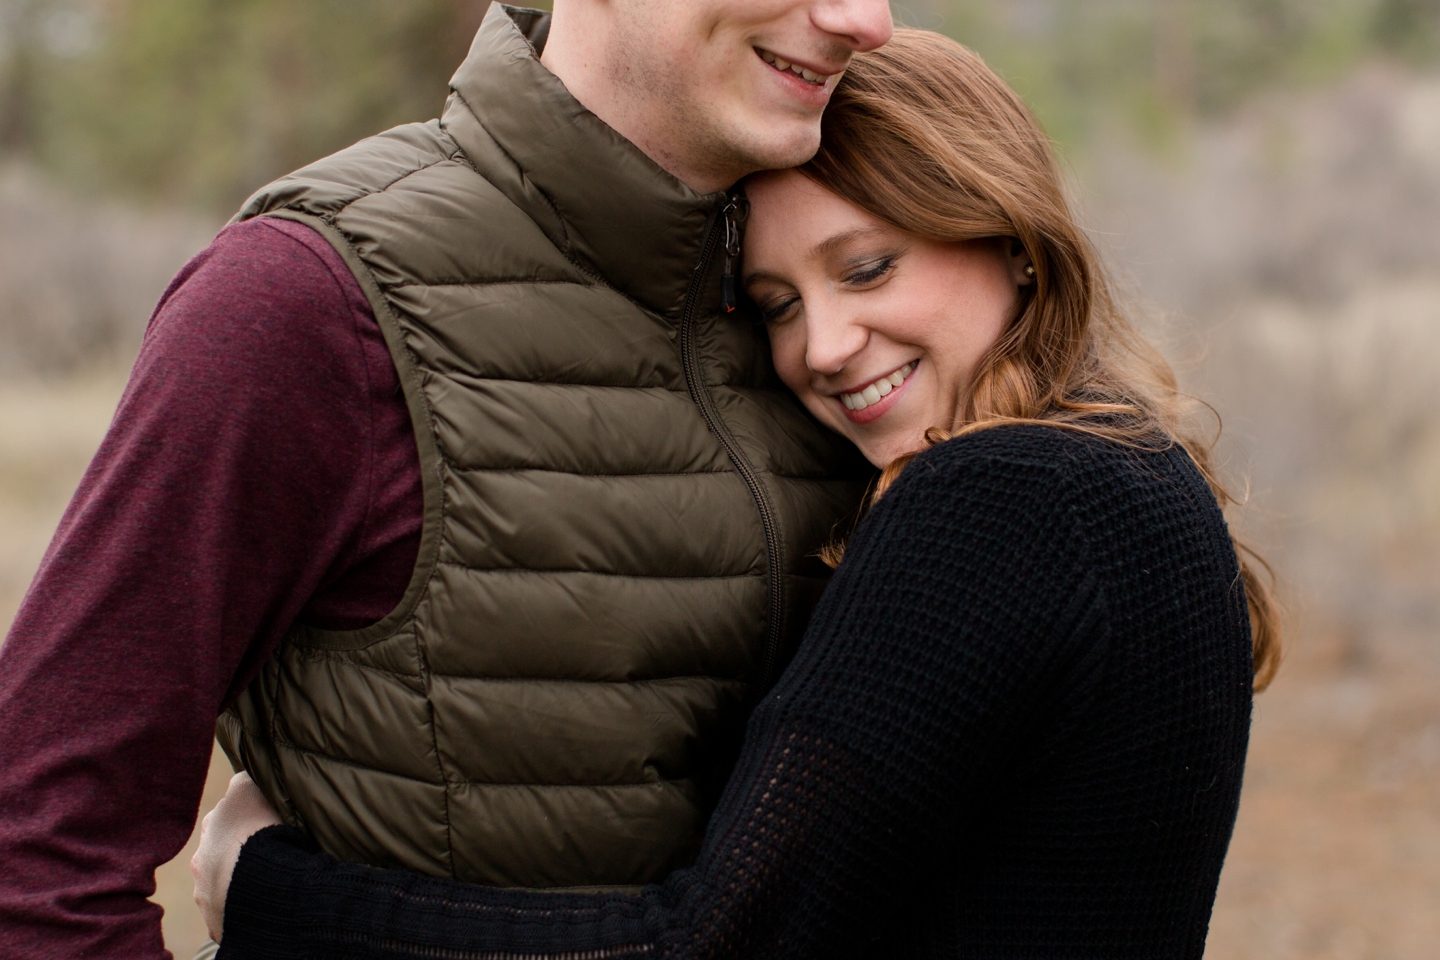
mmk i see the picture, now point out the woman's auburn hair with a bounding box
[801,28,1281,691]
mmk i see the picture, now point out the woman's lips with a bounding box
[837,362,917,425]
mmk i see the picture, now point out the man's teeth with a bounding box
[759,50,828,84]
[840,363,916,412]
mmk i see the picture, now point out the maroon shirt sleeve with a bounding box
[0,217,421,959]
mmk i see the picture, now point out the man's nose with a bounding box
[811,0,894,53]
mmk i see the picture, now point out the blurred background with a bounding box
[0,0,1436,956]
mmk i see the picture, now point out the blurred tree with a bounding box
[1374,0,1440,59]
[20,0,496,213]
[0,0,47,150]
[940,0,1440,152]
[0,0,1432,213]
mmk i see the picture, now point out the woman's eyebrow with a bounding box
[743,226,893,288]
[811,226,890,260]
[742,269,787,290]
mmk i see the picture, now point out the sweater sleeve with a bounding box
[220,436,1103,960]
[0,218,419,960]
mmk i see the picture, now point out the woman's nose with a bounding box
[804,308,869,376]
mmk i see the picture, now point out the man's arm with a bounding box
[0,217,419,959]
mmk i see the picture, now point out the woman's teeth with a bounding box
[840,363,916,412]
[759,49,829,85]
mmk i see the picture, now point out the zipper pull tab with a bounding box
[720,193,750,313]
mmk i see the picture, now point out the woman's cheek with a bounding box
[766,322,810,396]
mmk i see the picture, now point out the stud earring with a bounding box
[1024,264,1036,279]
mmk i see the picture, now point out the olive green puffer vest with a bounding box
[216,4,868,889]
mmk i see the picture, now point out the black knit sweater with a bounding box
[221,425,1253,960]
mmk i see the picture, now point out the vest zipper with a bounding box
[720,193,749,313]
[681,194,786,691]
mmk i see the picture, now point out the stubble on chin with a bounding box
[606,41,823,186]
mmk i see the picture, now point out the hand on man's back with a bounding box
[191,773,281,944]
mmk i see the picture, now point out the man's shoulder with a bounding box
[139,216,381,395]
[158,217,370,330]
[232,120,582,289]
[213,216,354,286]
[235,120,460,220]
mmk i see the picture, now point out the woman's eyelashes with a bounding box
[760,294,800,324]
[842,254,898,286]
[755,252,901,324]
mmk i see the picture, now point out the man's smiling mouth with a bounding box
[756,48,834,86]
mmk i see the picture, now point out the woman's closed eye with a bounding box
[751,252,901,325]
[759,294,801,324]
[842,254,898,286]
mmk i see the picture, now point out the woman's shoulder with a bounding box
[912,421,1228,562]
[864,425,1097,549]
[880,423,1217,547]
[906,423,1204,500]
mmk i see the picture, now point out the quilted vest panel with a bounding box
[217,4,869,888]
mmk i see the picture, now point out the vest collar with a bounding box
[445,4,723,320]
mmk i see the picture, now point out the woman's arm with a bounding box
[218,438,1098,960]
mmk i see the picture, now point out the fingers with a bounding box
[190,771,281,944]
[215,772,282,826]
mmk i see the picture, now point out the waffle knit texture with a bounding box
[221,424,1254,960]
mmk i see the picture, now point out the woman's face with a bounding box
[743,170,1031,467]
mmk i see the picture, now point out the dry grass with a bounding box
[0,372,129,629]
[0,166,215,378]
[1207,615,1440,959]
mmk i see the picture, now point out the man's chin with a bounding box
[681,110,822,186]
[733,124,824,175]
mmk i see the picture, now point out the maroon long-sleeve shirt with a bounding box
[0,216,422,959]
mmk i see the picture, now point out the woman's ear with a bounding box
[1005,237,1036,287]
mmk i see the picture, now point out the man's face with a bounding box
[599,0,892,190]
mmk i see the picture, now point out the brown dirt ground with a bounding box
[1205,614,1440,960]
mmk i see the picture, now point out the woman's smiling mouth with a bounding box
[838,361,917,423]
